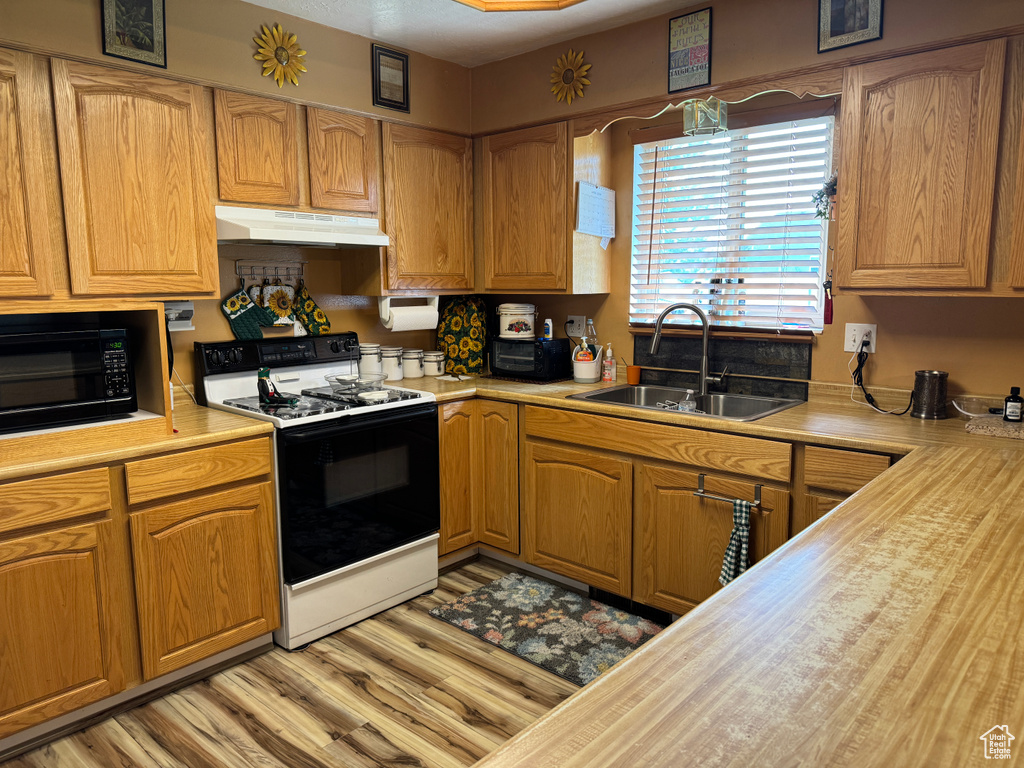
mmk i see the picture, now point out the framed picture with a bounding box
[818,0,883,53]
[372,44,410,113]
[668,8,711,94]
[101,0,166,68]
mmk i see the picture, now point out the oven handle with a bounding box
[279,402,438,443]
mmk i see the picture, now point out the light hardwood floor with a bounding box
[2,559,577,768]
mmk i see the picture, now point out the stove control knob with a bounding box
[227,348,243,364]
[329,340,341,354]
[343,337,358,352]
[208,349,225,367]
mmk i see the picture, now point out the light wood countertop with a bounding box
[403,375,1024,766]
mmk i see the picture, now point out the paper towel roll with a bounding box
[383,304,439,331]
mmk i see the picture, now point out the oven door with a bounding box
[275,403,440,586]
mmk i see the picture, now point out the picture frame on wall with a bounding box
[372,44,410,113]
[818,0,883,53]
[101,0,166,68]
[668,7,711,94]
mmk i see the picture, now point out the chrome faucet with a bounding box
[649,303,715,397]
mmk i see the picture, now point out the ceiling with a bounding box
[240,0,684,67]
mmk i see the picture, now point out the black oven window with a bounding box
[0,346,102,409]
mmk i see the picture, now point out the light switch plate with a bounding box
[844,323,877,353]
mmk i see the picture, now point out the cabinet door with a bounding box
[482,122,568,291]
[522,441,631,596]
[130,482,279,680]
[0,520,128,738]
[439,400,478,555]
[382,123,473,291]
[634,465,789,616]
[308,108,379,213]
[51,59,218,295]
[836,40,1005,288]
[214,90,299,206]
[477,400,519,554]
[0,48,57,298]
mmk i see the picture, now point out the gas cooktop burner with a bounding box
[222,395,351,419]
[301,386,425,406]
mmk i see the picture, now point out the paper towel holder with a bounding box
[378,295,440,330]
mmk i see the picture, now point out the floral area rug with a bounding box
[429,572,663,687]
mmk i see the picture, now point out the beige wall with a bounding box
[2,0,472,133]
[471,0,1024,134]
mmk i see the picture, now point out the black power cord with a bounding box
[851,338,914,415]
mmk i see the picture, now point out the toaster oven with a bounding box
[490,337,571,381]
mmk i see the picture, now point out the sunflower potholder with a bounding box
[294,282,331,336]
[262,281,295,326]
[221,288,276,341]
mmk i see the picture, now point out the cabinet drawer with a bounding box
[803,446,890,494]
[524,406,791,481]
[0,468,111,536]
[125,438,272,505]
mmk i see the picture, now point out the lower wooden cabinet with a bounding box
[438,399,519,555]
[130,481,279,680]
[0,435,279,738]
[522,440,632,596]
[0,468,134,740]
[633,464,789,616]
[792,445,892,536]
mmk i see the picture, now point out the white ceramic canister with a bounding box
[380,346,403,381]
[358,343,382,376]
[423,351,445,376]
[497,303,537,339]
[402,349,424,379]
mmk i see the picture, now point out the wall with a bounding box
[477,0,1024,400]
[471,0,1024,134]
[1,0,472,132]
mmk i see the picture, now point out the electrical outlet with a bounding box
[567,315,585,337]
[844,323,877,353]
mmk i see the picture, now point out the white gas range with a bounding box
[195,333,440,650]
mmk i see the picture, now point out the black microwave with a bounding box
[490,337,571,381]
[0,328,137,434]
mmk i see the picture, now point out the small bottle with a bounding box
[573,320,598,362]
[1004,386,1023,422]
[602,343,615,382]
[542,318,553,339]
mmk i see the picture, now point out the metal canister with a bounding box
[911,370,948,419]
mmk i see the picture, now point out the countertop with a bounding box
[398,374,1024,767]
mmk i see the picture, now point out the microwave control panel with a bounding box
[101,334,133,399]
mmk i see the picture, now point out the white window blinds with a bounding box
[630,115,834,332]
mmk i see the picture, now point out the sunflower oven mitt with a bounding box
[221,288,276,341]
[294,281,332,336]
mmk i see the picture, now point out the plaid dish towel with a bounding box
[719,499,753,586]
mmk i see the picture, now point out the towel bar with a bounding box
[694,474,768,514]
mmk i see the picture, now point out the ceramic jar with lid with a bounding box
[497,303,537,339]
[402,349,424,379]
[423,351,445,376]
[358,343,382,376]
[381,346,403,381]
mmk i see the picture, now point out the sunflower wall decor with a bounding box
[550,49,591,105]
[253,24,307,87]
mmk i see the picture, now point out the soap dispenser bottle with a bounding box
[1004,386,1023,422]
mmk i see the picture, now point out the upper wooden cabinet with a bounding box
[51,59,218,295]
[308,107,380,212]
[382,123,474,291]
[836,40,1006,289]
[0,48,60,298]
[481,122,610,294]
[214,90,299,206]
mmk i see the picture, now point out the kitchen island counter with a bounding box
[399,375,1024,766]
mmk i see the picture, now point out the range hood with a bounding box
[215,205,390,247]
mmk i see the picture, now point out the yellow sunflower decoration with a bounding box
[253,24,307,87]
[550,49,591,105]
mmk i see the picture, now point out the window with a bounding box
[630,115,834,332]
